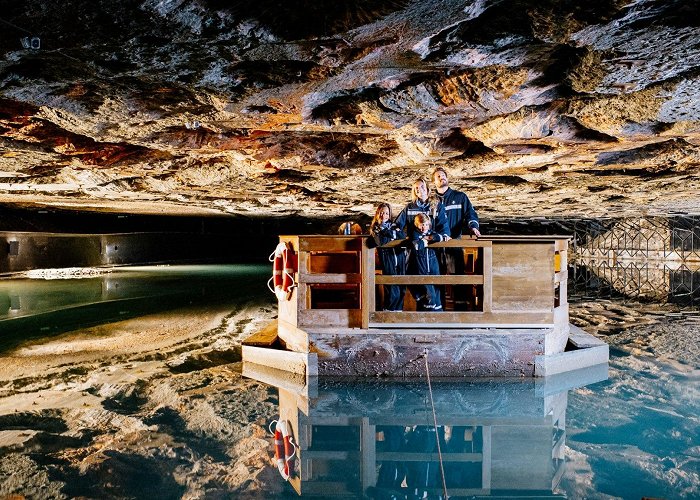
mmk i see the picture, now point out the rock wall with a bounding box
[0,0,698,219]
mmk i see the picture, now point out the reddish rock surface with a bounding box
[0,0,697,219]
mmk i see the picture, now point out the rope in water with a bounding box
[423,349,449,499]
[0,16,33,34]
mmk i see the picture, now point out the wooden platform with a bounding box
[304,325,552,377]
[243,320,608,377]
[242,234,608,378]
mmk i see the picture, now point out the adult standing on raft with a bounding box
[394,177,450,310]
[394,177,451,241]
[432,166,481,239]
[432,166,482,310]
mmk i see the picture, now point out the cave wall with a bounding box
[0,0,698,220]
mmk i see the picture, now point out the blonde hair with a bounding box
[414,212,431,228]
[371,202,392,230]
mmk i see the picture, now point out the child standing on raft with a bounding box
[370,203,407,311]
[411,213,444,311]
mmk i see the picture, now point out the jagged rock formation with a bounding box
[0,0,699,219]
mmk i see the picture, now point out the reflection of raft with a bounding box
[243,235,609,378]
[270,419,297,481]
[246,364,609,497]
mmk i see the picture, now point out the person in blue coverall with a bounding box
[432,167,482,310]
[370,203,407,311]
[432,166,481,239]
[394,178,450,310]
[394,177,451,241]
[411,213,445,311]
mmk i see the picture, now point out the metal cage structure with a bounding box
[483,216,700,307]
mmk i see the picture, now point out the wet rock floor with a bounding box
[0,298,697,499]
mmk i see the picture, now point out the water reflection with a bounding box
[0,264,269,350]
[245,364,608,498]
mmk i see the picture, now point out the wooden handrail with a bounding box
[363,240,493,327]
[374,237,489,248]
[375,275,484,285]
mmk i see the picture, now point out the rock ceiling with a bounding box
[0,0,699,221]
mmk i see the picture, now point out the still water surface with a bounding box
[0,264,269,350]
[258,359,697,499]
[0,265,697,499]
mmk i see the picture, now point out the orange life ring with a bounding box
[270,419,296,481]
[267,242,296,301]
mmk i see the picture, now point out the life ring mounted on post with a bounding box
[269,419,297,481]
[267,241,297,301]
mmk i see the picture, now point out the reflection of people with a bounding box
[362,424,489,499]
[370,203,406,312]
[411,213,444,311]
[444,426,482,488]
[405,426,444,497]
[375,426,407,493]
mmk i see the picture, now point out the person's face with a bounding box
[418,220,431,233]
[379,206,390,223]
[433,170,448,189]
[413,181,428,202]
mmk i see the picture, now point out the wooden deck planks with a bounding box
[241,320,278,346]
[491,242,554,312]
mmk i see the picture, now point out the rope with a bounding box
[423,349,449,499]
[382,352,425,376]
[0,16,33,34]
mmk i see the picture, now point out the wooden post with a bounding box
[482,425,492,491]
[297,251,310,313]
[361,243,374,329]
[360,417,376,492]
[482,243,493,313]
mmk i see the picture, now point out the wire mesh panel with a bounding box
[569,261,700,307]
[568,216,700,307]
[571,216,700,262]
[483,215,700,308]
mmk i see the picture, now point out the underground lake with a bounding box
[0,260,697,499]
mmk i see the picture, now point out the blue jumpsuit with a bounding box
[395,200,449,309]
[370,222,407,311]
[435,187,479,238]
[394,199,450,241]
[411,230,444,310]
[435,188,480,309]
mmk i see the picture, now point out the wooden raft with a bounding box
[242,234,584,377]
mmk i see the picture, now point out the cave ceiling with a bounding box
[0,0,699,221]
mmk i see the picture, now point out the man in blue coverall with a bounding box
[432,167,481,239]
[432,166,482,310]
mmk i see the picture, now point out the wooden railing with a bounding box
[361,238,497,328]
[286,235,567,330]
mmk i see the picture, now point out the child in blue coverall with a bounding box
[370,203,407,311]
[411,213,444,311]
